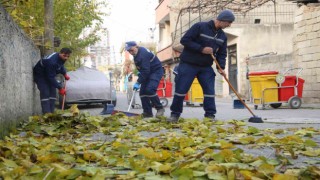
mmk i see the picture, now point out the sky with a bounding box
[102,0,157,57]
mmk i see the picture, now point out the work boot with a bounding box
[205,115,216,122]
[155,108,165,118]
[167,116,179,123]
[141,113,153,119]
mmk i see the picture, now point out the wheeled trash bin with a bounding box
[248,71,279,109]
[277,68,305,109]
[184,78,204,106]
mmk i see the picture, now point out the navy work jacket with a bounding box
[180,20,227,69]
[33,52,67,89]
[133,47,163,84]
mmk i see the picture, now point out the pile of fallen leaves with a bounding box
[0,105,320,179]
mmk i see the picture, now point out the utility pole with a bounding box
[44,0,54,56]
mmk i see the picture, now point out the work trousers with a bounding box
[139,70,163,115]
[34,77,57,114]
[170,63,216,118]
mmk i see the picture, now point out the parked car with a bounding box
[57,66,117,108]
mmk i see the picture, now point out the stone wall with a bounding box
[0,5,41,138]
[248,54,294,73]
[293,4,320,103]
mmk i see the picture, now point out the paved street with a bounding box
[79,91,320,129]
[77,91,320,168]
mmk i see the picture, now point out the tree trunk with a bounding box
[44,0,54,56]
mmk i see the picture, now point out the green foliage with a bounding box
[1,0,109,69]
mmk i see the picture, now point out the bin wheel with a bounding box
[134,104,142,109]
[160,98,168,107]
[270,103,282,109]
[288,96,302,109]
[186,102,194,106]
[254,105,258,110]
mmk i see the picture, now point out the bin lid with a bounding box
[249,71,279,76]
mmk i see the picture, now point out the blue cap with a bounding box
[217,9,235,22]
[125,41,137,51]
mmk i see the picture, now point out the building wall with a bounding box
[0,5,41,138]
[156,0,320,103]
[293,4,320,103]
[224,23,294,97]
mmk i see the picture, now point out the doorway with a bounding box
[228,44,238,94]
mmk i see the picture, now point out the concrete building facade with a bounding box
[155,0,298,99]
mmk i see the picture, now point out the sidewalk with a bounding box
[84,92,320,125]
[216,95,320,109]
[214,96,320,124]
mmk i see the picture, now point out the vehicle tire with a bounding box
[112,100,117,107]
[58,95,63,109]
[254,105,258,110]
[288,96,302,109]
[270,103,282,109]
[160,98,168,107]
[103,100,117,107]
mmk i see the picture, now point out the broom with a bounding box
[211,54,263,123]
[61,80,67,110]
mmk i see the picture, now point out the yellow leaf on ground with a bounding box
[70,104,80,116]
[273,174,298,180]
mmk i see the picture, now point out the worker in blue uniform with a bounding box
[125,41,165,118]
[33,48,72,114]
[168,10,235,122]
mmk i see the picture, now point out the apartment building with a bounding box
[80,28,112,69]
[156,0,297,98]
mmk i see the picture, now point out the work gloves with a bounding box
[133,82,140,90]
[59,88,66,95]
[137,72,141,79]
[64,74,70,80]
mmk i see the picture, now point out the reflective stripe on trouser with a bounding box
[170,63,216,117]
[139,73,163,115]
[35,77,57,114]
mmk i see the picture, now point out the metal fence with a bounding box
[172,3,297,45]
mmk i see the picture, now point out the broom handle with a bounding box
[62,80,66,110]
[211,54,256,116]
[128,90,136,112]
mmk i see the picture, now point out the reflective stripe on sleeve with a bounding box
[150,55,155,62]
[204,94,215,98]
